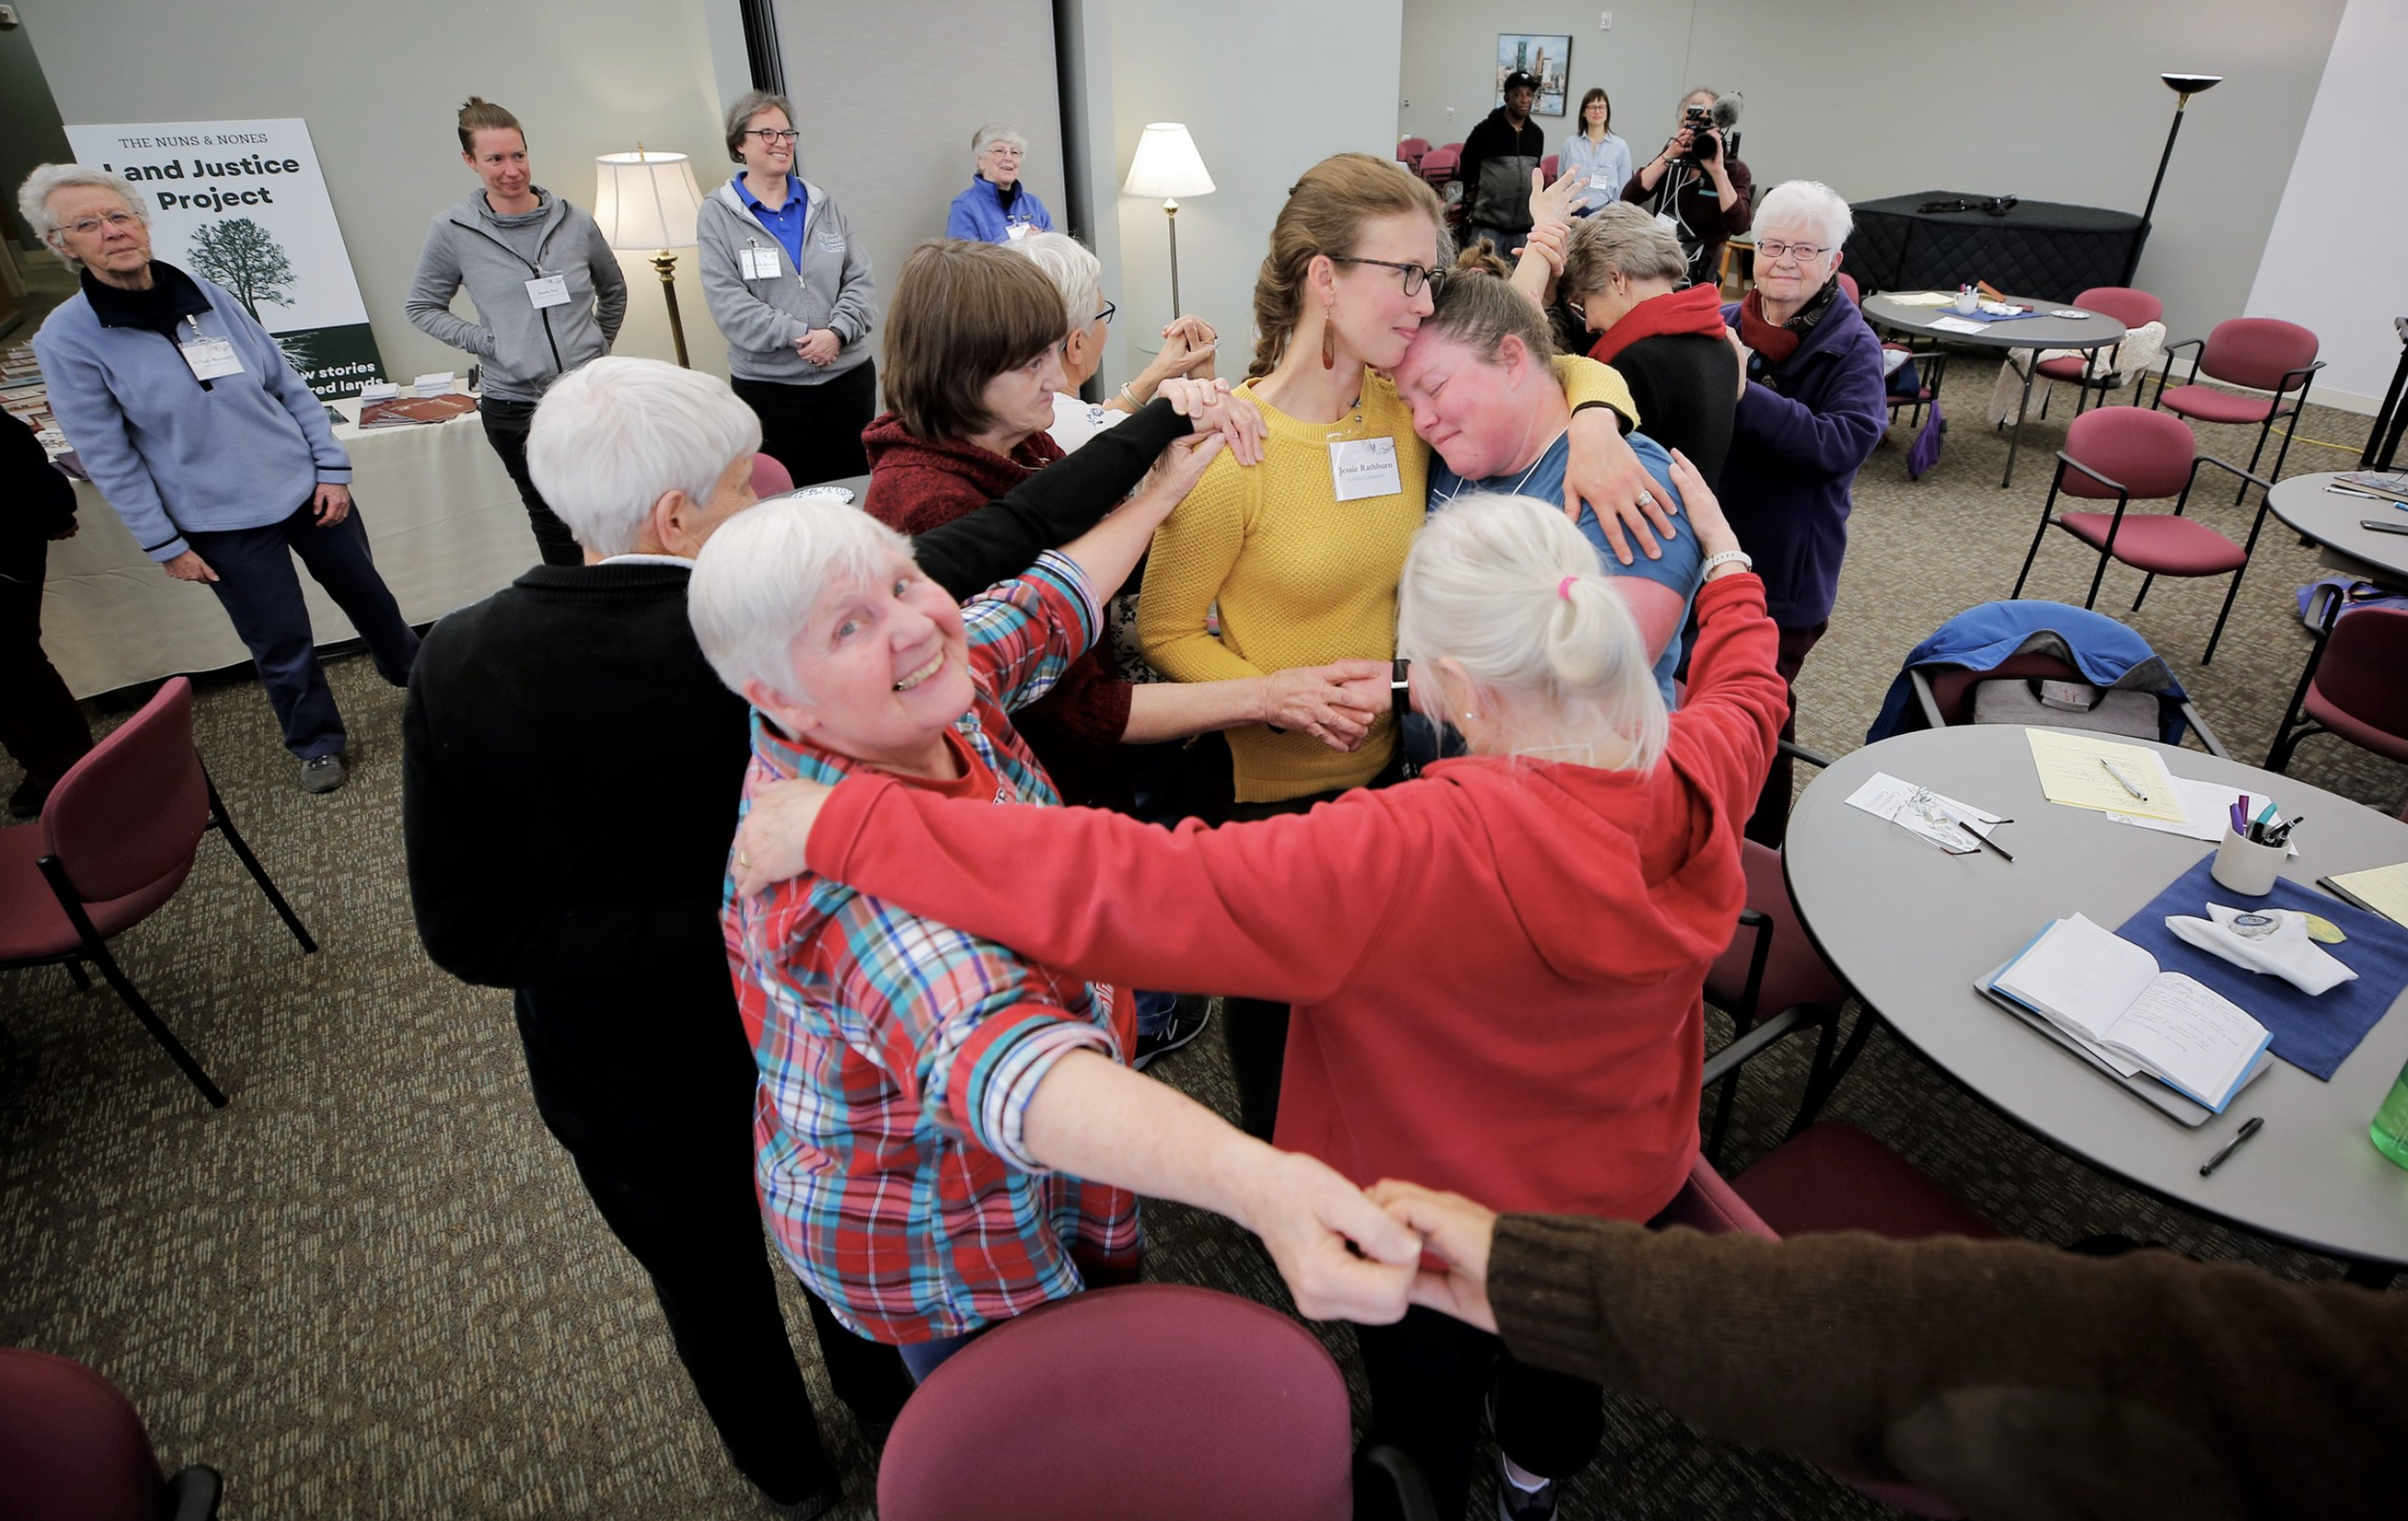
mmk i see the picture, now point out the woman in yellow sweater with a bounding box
[1136,151,1669,1139]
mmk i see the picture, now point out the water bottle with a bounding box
[2370,1056,2408,1168]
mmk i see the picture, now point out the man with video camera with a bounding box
[1623,86,1753,292]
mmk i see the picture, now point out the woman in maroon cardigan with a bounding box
[863,238,1386,809]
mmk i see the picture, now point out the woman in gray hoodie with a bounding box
[695,90,877,486]
[406,97,627,565]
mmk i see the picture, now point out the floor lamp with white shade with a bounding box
[1121,123,1215,320]
[594,146,705,368]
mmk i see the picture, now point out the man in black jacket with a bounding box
[2,415,93,817]
[402,356,1211,1515]
[1458,71,1548,263]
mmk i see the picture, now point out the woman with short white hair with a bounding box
[947,123,1054,243]
[22,162,419,795]
[725,454,1782,1516]
[1012,230,1217,453]
[1716,176,1885,844]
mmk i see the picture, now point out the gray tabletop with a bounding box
[1786,724,2408,1271]
[1862,294,2126,354]
[2266,471,2408,588]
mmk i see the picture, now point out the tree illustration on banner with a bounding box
[189,218,297,321]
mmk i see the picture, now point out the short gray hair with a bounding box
[1753,180,1852,251]
[1397,492,1667,772]
[1012,231,1102,337]
[1559,204,1688,299]
[971,123,1028,172]
[688,493,913,707]
[16,164,144,269]
[526,356,761,558]
[723,89,799,164]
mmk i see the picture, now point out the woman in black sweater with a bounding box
[1558,204,1738,487]
[1,414,92,815]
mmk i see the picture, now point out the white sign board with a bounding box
[65,118,384,399]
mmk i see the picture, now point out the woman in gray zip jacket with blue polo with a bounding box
[695,90,877,486]
[406,97,627,566]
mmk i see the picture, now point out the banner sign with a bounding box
[65,118,384,400]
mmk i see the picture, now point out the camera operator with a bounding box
[1622,87,1752,292]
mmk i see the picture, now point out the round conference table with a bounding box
[1785,723,2408,1284]
[2265,471,2408,590]
[1861,294,2126,490]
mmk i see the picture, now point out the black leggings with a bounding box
[1355,1306,1606,1518]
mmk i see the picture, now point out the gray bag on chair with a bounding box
[1970,677,2160,740]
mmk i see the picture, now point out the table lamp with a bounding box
[1121,123,1215,318]
[594,146,705,368]
[2129,72,2222,283]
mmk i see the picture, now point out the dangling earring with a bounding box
[1320,299,1337,370]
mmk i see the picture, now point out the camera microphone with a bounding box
[1710,92,1743,132]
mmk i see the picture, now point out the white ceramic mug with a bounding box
[2211,826,2284,896]
[1953,286,1978,314]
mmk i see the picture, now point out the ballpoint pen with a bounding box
[2199,1115,2264,1177]
[2099,757,2149,801]
[1953,818,2015,863]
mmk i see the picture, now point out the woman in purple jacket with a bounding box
[1718,178,1886,843]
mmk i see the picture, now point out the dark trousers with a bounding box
[733,362,877,487]
[0,543,94,800]
[481,398,583,566]
[1743,619,1828,847]
[184,501,420,761]
[1355,1305,1606,1518]
[520,993,914,1501]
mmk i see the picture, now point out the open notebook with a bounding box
[1983,914,2271,1116]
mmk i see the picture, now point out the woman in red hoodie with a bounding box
[732,453,1783,1520]
[861,238,1385,811]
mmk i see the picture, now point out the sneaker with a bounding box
[1133,995,1213,1071]
[299,754,347,794]
[1496,1471,1558,1521]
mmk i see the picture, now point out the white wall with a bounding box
[2244,0,2407,412]
[1067,0,1404,392]
[1400,0,2346,363]
[21,0,737,380]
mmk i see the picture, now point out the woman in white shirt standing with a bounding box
[1560,88,1633,218]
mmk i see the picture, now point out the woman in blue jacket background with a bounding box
[946,125,1054,244]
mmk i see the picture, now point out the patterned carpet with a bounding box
[3,362,2401,1520]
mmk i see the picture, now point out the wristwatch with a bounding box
[1700,548,1754,579]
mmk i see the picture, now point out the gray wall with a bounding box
[0,12,74,249]
[1400,0,2347,355]
[770,0,1066,400]
[20,0,737,379]
[1066,0,1404,393]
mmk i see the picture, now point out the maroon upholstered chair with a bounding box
[0,1348,222,1521]
[0,678,315,1108]
[877,1283,1433,1521]
[1397,135,1431,171]
[2036,286,2162,418]
[2264,604,2408,778]
[2151,316,2323,502]
[748,450,795,498]
[1540,152,1559,180]
[2008,406,2273,664]
[1415,146,1458,187]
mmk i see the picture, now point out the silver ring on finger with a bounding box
[1636,490,1656,508]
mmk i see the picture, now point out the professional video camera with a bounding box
[1682,93,1743,164]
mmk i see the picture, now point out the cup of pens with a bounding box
[2211,805,2292,896]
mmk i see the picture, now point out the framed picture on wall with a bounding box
[1495,35,1572,118]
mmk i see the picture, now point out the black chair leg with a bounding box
[2265,406,2302,495]
[65,958,93,992]
[207,774,317,954]
[1706,1010,1754,1166]
[2264,604,2336,765]
[2131,571,2157,612]
[1790,1006,1877,1138]
[82,940,228,1108]
[2240,418,2275,505]
[2040,382,2053,419]
[2202,563,2251,666]
[2081,545,2111,611]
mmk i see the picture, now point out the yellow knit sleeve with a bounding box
[1554,354,1639,432]
[1137,450,1268,685]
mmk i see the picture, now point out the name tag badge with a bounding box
[1589,171,1612,191]
[178,336,242,381]
[741,246,780,280]
[1655,212,1680,234]
[524,274,570,309]
[1328,437,1402,503]
[1006,223,1031,243]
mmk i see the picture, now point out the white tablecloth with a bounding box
[42,401,533,698]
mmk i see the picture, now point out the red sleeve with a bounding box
[1667,573,1786,818]
[867,466,988,538]
[805,777,1420,1003]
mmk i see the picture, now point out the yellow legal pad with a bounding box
[2024,730,2189,823]
[2325,863,2408,926]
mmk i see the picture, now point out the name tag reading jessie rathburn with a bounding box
[1328,437,1402,502]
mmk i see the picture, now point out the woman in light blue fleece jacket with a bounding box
[695,90,877,485]
[1561,88,1634,217]
[22,163,418,795]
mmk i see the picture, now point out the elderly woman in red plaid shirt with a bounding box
[690,406,1418,1382]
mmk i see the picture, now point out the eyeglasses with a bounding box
[1328,255,1446,297]
[1094,301,1116,327]
[746,128,800,144]
[62,210,141,237]
[1755,240,1834,264]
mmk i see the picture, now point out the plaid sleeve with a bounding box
[818,883,1112,1170]
[963,550,1103,715]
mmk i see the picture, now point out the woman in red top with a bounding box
[735,451,1783,1519]
[861,238,1385,809]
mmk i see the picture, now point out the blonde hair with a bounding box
[1559,204,1688,299]
[1248,152,1444,379]
[1421,247,1553,365]
[1398,492,1667,771]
